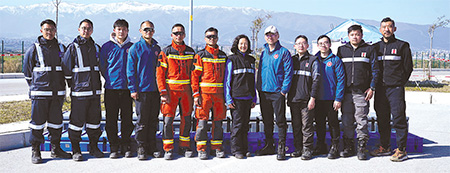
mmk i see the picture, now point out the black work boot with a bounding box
[327,142,340,159]
[313,143,328,156]
[31,143,43,164]
[301,147,313,160]
[89,143,104,158]
[357,140,368,160]
[340,138,355,157]
[121,144,132,158]
[179,147,194,158]
[72,143,83,161]
[137,145,147,160]
[276,142,286,160]
[110,144,120,159]
[51,143,72,159]
[290,150,302,157]
[256,141,275,156]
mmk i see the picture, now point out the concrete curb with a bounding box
[0,73,24,79]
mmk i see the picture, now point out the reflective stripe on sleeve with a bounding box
[378,55,401,61]
[233,68,255,74]
[341,57,370,63]
[69,124,83,131]
[200,82,223,87]
[294,70,311,76]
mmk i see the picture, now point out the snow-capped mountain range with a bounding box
[0,2,448,52]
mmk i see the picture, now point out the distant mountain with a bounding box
[0,2,448,52]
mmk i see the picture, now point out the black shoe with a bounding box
[301,148,313,160]
[31,144,42,164]
[327,143,340,159]
[290,150,302,157]
[313,144,328,156]
[277,142,286,160]
[357,140,368,160]
[110,151,120,159]
[246,152,251,157]
[340,138,355,157]
[164,150,174,160]
[72,152,83,161]
[180,147,194,158]
[153,150,163,158]
[198,150,208,160]
[234,153,245,159]
[137,146,147,160]
[89,146,104,158]
[256,142,275,156]
[51,144,72,159]
[120,145,132,158]
[215,148,226,158]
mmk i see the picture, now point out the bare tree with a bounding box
[426,15,450,80]
[250,14,271,54]
[53,0,62,39]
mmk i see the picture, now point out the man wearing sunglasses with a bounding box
[127,20,162,160]
[256,25,293,160]
[191,27,227,160]
[156,23,196,160]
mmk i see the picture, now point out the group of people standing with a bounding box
[24,16,412,164]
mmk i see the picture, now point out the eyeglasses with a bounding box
[295,42,308,46]
[205,35,218,39]
[43,28,56,32]
[143,27,154,32]
[318,42,330,46]
[172,32,185,36]
[80,27,92,31]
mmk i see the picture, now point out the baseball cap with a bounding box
[264,25,278,35]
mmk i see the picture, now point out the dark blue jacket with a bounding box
[256,41,293,94]
[100,35,133,90]
[23,36,66,99]
[315,51,345,102]
[62,36,102,98]
[127,37,160,93]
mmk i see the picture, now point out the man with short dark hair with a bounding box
[256,25,293,160]
[287,35,319,160]
[157,23,195,160]
[191,27,227,160]
[127,20,162,160]
[370,17,412,162]
[99,19,134,159]
[337,24,379,160]
[62,19,104,161]
[314,35,345,160]
[24,19,72,164]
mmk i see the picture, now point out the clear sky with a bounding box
[1,0,449,25]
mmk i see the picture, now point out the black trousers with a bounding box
[259,92,287,144]
[289,101,315,150]
[374,85,408,150]
[230,99,252,155]
[315,100,340,145]
[29,98,64,145]
[68,97,102,145]
[134,91,160,152]
[104,89,133,149]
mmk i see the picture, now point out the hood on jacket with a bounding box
[110,32,131,48]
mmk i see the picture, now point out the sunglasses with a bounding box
[205,35,218,39]
[143,27,154,32]
[172,32,185,36]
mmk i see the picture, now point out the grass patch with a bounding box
[0,95,106,124]
[405,80,450,92]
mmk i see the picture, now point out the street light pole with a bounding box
[189,0,193,47]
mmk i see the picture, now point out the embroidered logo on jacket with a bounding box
[327,61,332,67]
[274,54,279,59]
[391,49,397,54]
[305,63,309,68]
[361,52,366,57]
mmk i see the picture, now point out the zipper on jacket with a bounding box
[382,44,386,84]
[352,47,355,85]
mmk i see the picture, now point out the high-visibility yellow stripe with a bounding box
[202,58,226,63]
[200,82,223,87]
[211,140,222,145]
[197,141,207,145]
[194,65,203,71]
[163,139,174,144]
[160,62,167,68]
[167,54,194,60]
[166,79,190,84]
[179,136,190,142]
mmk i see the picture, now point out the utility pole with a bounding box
[427,15,449,80]
[52,0,62,39]
[189,0,193,47]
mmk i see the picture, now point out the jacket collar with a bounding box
[140,37,158,47]
[205,44,219,55]
[110,32,131,48]
[75,35,94,45]
[315,50,335,61]
[171,40,186,53]
[381,34,397,44]
[344,40,368,50]
[37,35,58,46]
[298,51,311,61]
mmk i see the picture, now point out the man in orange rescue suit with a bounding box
[157,23,195,160]
[191,27,227,160]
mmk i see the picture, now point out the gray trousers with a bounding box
[341,93,369,141]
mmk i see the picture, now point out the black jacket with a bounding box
[287,52,320,103]
[62,36,102,98]
[23,36,66,99]
[227,53,256,98]
[373,35,413,86]
[337,41,379,93]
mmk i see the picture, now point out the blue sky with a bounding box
[1,0,449,25]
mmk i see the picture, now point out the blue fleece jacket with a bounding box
[315,51,345,102]
[127,37,160,93]
[100,34,133,90]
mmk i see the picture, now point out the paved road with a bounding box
[0,78,28,96]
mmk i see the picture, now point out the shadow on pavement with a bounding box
[408,145,450,160]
